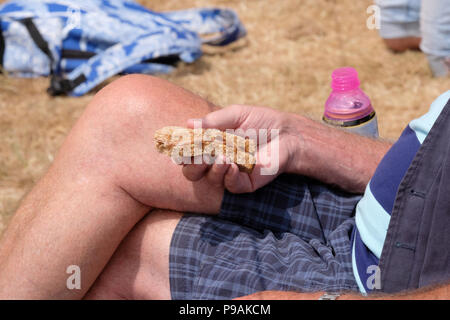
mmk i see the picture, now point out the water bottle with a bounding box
[323,67,379,138]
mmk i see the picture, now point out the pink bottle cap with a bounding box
[331,67,360,91]
[324,67,374,122]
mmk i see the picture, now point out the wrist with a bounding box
[277,112,389,193]
[278,113,308,175]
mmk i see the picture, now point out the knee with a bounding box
[383,37,421,53]
[87,74,177,125]
[69,75,176,153]
[53,75,170,175]
[80,74,217,144]
[90,74,216,123]
[384,38,405,52]
[55,74,216,178]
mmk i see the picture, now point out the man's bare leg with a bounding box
[84,210,181,300]
[0,75,224,299]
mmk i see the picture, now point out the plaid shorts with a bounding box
[169,174,363,300]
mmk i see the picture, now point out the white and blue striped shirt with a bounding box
[352,90,450,294]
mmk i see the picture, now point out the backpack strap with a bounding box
[48,73,86,96]
[18,17,71,94]
[20,17,56,74]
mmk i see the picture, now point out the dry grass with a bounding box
[1,0,449,235]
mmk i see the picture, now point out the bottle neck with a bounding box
[331,79,360,91]
[331,84,360,92]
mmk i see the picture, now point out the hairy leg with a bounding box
[0,75,224,299]
[60,74,224,213]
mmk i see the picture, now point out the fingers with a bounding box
[224,163,253,193]
[182,157,254,193]
[182,155,231,185]
[182,162,209,181]
[205,156,231,187]
[187,104,249,130]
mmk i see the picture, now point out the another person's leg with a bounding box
[420,0,450,77]
[375,0,422,52]
[0,75,225,299]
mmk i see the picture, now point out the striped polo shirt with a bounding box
[352,90,450,294]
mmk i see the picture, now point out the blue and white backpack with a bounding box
[0,0,246,96]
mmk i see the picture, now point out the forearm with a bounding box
[237,283,450,300]
[284,114,392,193]
[340,283,450,300]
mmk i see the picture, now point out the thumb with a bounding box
[187,105,249,130]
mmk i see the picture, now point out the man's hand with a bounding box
[182,105,302,193]
[181,104,391,194]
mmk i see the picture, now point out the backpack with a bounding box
[0,0,246,96]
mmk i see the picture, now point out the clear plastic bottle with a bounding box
[323,67,379,138]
